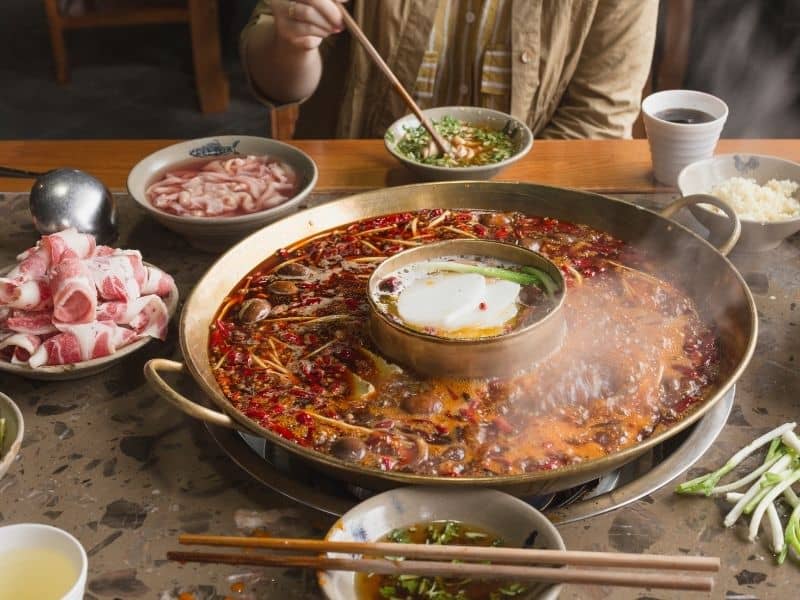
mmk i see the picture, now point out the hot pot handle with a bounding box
[144,358,235,428]
[660,194,741,256]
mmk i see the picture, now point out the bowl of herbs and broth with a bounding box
[319,487,565,600]
[384,106,533,181]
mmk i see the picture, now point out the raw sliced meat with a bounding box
[128,296,170,340]
[0,331,42,363]
[97,294,169,340]
[28,321,137,367]
[93,245,116,257]
[141,266,177,298]
[145,155,298,217]
[51,258,96,323]
[86,253,144,301]
[8,245,50,280]
[41,228,96,264]
[5,310,57,335]
[0,277,52,310]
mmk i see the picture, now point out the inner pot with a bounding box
[367,239,566,378]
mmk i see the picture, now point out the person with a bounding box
[241,0,658,139]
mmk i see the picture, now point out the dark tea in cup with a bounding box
[654,108,716,125]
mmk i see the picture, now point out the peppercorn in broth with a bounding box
[209,209,719,478]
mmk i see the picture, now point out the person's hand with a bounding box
[272,0,347,50]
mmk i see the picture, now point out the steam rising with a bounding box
[687,1,800,137]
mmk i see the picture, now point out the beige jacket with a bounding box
[242,0,658,139]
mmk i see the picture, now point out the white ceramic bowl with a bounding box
[678,154,800,252]
[385,106,533,181]
[0,392,23,480]
[319,487,565,600]
[0,262,178,380]
[128,136,318,251]
[0,523,88,600]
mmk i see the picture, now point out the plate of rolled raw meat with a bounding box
[0,229,178,379]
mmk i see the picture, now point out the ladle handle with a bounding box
[144,358,235,429]
[660,194,741,256]
[0,166,46,179]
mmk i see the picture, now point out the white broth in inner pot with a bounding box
[371,256,559,339]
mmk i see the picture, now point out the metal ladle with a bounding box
[0,166,118,244]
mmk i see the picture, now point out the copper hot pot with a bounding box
[144,181,755,497]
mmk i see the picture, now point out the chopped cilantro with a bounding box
[398,574,420,594]
[497,582,528,596]
[388,527,412,544]
[426,520,461,545]
[367,521,522,600]
[395,117,514,167]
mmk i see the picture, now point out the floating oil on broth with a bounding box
[0,548,78,600]
[356,521,532,600]
[209,209,719,478]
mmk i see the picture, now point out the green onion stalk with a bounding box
[676,422,796,496]
[425,261,559,295]
[680,422,800,565]
[780,502,800,564]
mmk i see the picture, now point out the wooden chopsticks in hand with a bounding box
[335,4,451,156]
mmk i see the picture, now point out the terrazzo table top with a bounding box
[1,190,798,600]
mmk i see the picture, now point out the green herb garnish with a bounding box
[395,116,514,167]
[425,261,551,288]
[426,520,461,545]
[366,521,526,600]
[387,527,412,544]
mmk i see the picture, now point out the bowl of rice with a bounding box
[678,154,800,252]
[128,136,318,252]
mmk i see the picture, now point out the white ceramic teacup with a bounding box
[0,523,88,600]
[642,90,728,186]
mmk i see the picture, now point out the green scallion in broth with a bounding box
[356,520,530,600]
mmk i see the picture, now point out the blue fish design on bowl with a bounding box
[733,155,759,174]
[189,139,240,158]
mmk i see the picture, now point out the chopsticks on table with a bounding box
[167,533,720,592]
[335,3,451,157]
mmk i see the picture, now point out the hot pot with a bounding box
[144,182,755,497]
